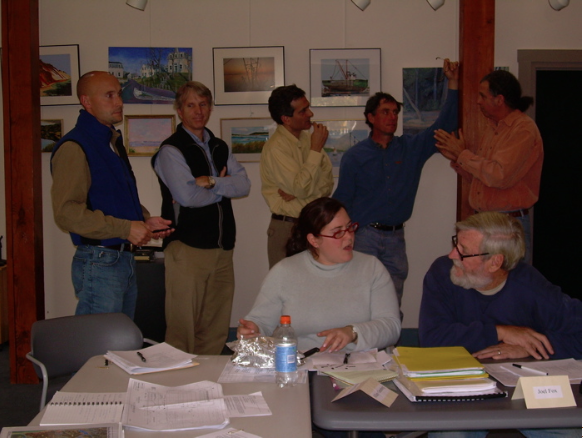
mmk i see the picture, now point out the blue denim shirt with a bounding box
[333,90,458,226]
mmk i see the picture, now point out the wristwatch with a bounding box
[207,176,216,189]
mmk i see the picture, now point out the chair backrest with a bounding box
[29,313,144,379]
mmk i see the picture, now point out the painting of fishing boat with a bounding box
[310,48,381,107]
[321,59,369,96]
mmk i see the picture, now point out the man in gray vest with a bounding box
[152,81,250,354]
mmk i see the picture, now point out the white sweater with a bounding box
[245,250,401,352]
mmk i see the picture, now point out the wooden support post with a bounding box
[2,0,45,383]
[458,0,495,220]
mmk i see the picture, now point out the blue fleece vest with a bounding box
[51,110,144,246]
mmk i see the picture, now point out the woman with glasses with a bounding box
[238,197,401,353]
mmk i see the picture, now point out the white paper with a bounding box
[223,392,272,417]
[105,342,197,374]
[484,359,582,387]
[123,378,229,431]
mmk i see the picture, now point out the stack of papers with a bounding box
[104,342,198,374]
[394,346,487,380]
[483,358,582,387]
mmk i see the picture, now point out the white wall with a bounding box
[0,0,580,328]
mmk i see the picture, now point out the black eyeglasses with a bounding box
[451,235,489,261]
[319,222,359,239]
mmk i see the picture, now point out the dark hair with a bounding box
[481,70,533,112]
[268,84,306,125]
[286,197,346,258]
[364,92,402,129]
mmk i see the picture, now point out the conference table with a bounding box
[311,370,582,435]
[30,354,582,438]
[30,355,312,438]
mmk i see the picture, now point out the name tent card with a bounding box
[332,377,398,408]
[512,375,575,409]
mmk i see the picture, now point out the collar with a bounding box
[488,109,523,130]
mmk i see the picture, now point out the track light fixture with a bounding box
[126,0,148,11]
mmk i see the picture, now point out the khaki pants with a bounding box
[266,217,295,269]
[164,241,234,355]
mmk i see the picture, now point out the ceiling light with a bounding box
[426,0,445,10]
[351,0,371,11]
[126,0,148,11]
[549,0,569,10]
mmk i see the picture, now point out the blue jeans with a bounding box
[354,225,408,311]
[72,245,138,319]
[429,428,580,438]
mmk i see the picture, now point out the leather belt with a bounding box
[98,243,137,253]
[272,213,297,223]
[369,222,404,232]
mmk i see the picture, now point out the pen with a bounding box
[303,347,320,358]
[343,353,351,365]
[512,363,548,376]
[137,352,147,363]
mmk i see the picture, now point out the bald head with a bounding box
[77,71,123,126]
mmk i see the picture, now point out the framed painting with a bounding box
[310,48,381,107]
[313,119,369,172]
[40,45,80,106]
[220,118,277,162]
[124,115,176,156]
[109,47,192,104]
[41,119,63,153]
[213,46,285,105]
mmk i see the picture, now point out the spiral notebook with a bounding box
[40,392,125,426]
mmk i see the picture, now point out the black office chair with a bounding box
[26,312,149,411]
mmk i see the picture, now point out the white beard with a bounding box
[449,261,492,290]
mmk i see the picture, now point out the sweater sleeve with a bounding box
[352,257,401,351]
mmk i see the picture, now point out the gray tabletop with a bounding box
[30,355,312,438]
[310,373,582,432]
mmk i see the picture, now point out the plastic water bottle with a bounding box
[273,315,298,387]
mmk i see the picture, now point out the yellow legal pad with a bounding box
[393,346,487,381]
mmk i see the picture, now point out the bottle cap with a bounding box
[280,315,291,325]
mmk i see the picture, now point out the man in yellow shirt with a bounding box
[260,85,334,268]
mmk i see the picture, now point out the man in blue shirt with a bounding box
[333,60,459,317]
[152,81,251,354]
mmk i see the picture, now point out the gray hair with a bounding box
[174,81,213,111]
[456,211,525,270]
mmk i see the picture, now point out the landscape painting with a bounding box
[108,47,192,104]
[41,119,63,152]
[213,47,285,105]
[220,118,277,162]
[40,45,80,106]
[124,115,176,156]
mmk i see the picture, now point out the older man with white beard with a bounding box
[418,211,581,361]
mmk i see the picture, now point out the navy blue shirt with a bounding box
[333,90,458,226]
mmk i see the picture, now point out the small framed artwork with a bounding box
[310,48,381,107]
[213,46,285,105]
[313,119,369,171]
[40,44,80,106]
[41,119,64,153]
[124,115,176,156]
[220,118,278,162]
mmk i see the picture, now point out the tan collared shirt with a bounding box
[260,125,333,217]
